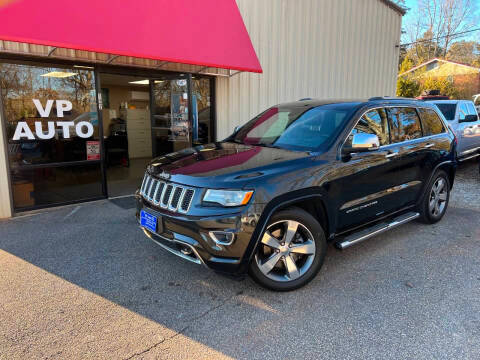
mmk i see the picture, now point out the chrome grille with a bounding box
[140,173,195,214]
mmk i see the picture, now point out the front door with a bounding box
[333,108,403,231]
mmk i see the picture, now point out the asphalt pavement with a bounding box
[1,160,479,360]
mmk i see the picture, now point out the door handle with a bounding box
[424,143,434,148]
[385,151,398,158]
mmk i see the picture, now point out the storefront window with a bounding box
[152,76,191,156]
[192,78,213,145]
[0,61,103,210]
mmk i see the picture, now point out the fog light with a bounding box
[180,246,193,255]
[209,231,236,246]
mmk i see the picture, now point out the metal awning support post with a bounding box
[106,54,120,64]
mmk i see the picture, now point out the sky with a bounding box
[400,0,480,45]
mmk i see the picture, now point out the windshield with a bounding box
[230,103,358,151]
[434,103,456,121]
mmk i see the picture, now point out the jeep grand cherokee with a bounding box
[135,98,456,291]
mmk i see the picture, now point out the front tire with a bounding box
[419,170,450,224]
[249,207,327,291]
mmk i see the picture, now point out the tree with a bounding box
[397,77,421,97]
[440,0,476,57]
[397,56,421,97]
[446,40,480,65]
[403,0,478,64]
[422,76,459,98]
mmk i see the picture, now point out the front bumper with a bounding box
[135,191,259,275]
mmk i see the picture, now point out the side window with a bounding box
[458,103,468,121]
[348,108,390,146]
[417,108,446,136]
[466,102,478,116]
[387,107,422,143]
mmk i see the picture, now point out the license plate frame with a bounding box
[140,210,162,233]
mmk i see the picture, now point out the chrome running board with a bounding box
[335,211,420,250]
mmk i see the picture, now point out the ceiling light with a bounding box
[128,79,150,85]
[128,79,165,85]
[73,65,94,69]
[41,71,77,78]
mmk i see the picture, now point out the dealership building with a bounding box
[0,0,404,218]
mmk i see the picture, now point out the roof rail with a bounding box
[299,97,313,101]
[369,96,416,101]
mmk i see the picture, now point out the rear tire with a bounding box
[419,170,450,224]
[249,207,327,291]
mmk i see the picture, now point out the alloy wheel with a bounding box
[255,220,316,282]
[429,177,448,217]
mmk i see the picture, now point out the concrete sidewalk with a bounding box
[1,161,479,360]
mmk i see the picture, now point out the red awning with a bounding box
[0,0,262,73]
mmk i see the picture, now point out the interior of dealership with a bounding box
[0,60,214,209]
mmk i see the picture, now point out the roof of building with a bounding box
[379,0,407,15]
[398,58,480,77]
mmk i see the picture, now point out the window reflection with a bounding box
[0,61,99,166]
[0,61,103,210]
[193,78,212,145]
[350,109,390,146]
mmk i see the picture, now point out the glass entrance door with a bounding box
[99,73,153,197]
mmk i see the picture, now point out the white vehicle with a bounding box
[473,94,480,114]
[429,100,480,161]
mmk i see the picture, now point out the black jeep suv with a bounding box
[135,98,456,291]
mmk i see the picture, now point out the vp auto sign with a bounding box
[12,99,94,140]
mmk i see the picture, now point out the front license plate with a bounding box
[140,210,157,233]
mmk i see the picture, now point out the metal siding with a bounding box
[216,0,402,139]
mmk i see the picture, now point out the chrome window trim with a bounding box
[339,105,450,155]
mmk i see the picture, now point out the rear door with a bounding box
[417,107,451,179]
[461,102,480,155]
[383,107,426,206]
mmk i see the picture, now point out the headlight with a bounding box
[203,189,254,207]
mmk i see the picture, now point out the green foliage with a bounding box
[399,56,415,74]
[422,76,459,99]
[396,77,421,97]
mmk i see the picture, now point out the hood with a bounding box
[146,142,313,188]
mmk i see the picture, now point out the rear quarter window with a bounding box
[417,108,446,136]
[434,103,456,121]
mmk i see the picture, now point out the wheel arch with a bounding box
[240,188,332,270]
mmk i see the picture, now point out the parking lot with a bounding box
[1,160,479,360]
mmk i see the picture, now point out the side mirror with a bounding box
[344,133,380,154]
[459,114,478,123]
